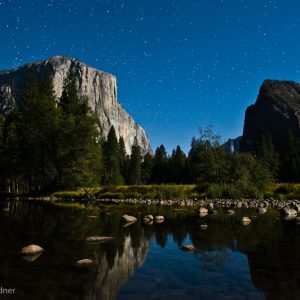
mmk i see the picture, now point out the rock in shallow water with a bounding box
[144,214,154,221]
[123,221,137,228]
[256,207,267,214]
[241,217,251,225]
[199,207,208,214]
[76,259,93,266]
[200,224,208,230]
[86,236,114,243]
[122,214,137,222]
[180,245,195,251]
[281,208,297,216]
[21,252,43,262]
[20,244,44,255]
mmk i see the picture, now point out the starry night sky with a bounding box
[1,0,300,152]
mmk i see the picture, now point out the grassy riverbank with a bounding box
[51,183,300,202]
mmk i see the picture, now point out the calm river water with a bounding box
[0,201,299,300]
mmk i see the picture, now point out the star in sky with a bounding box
[1,0,300,153]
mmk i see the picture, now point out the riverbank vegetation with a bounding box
[51,182,300,202]
[0,74,299,200]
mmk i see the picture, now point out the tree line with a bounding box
[1,72,297,196]
[240,131,300,183]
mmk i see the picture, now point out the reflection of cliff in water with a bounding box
[0,201,151,300]
[1,202,300,300]
[245,229,300,300]
[84,235,150,300]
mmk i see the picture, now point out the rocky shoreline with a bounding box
[6,195,300,211]
[94,197,300,210]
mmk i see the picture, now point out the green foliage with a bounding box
[94,184,196,200]
[0,71,102,192]
[188,126,232,184]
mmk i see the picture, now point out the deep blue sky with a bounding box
[1,0,300,153]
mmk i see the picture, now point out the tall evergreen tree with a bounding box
[141,153,154,184]
[15,72,40,191]
[129,137,142,185]
[279,131,300,182]
[168,145,187,183]
[103,126,123,185]
[152,144,168,183]
[118,137,129,183]
[57,70,102,188]
[256,134,279,179]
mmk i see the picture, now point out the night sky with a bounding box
[1,0,300,152]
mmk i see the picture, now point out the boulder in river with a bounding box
[144,214,154,221]
[21,252,43,262]
[281,208,297,216]
[241,217,251,225]
[143,219,153,225]
[227,209,235,215]
[122,214,137,222]
[256,207,267,214]
[180,245,195,251]
[200,224,208,230]
[76,259,93,266]
[123,221,137,228]
[86,236,114,243]
[154,216,164,223]
[20,244,44,256]
[199,207,208,214]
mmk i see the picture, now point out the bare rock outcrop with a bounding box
[0,55,151,155]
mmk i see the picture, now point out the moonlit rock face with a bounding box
[241,79,300,148]
[0,55,151,155]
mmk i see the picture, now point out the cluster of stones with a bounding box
[96,197,300,210]
[18,197,300,262]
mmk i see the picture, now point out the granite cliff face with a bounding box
[223,136,241,153]
[240,79,300,149]
[0,55,151,155]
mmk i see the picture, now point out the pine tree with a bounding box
[279,131,300,181]
[119,137,129,183]
[256,134,279,179]
[152,145,168,183]
[15,72,40,191]
[57,70,102,188]
[168,145,187,183]
[129,137,142,185]
[103,126,123,185]
[141,153,154,184]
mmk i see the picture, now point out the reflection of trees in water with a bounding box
[2,202,300,300]
[195,248,229,274]
[0,201,152,300]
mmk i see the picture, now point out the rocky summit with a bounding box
[240,79,300,149]
[0,55,151,155]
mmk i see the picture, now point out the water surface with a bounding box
[0,201,299,300]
